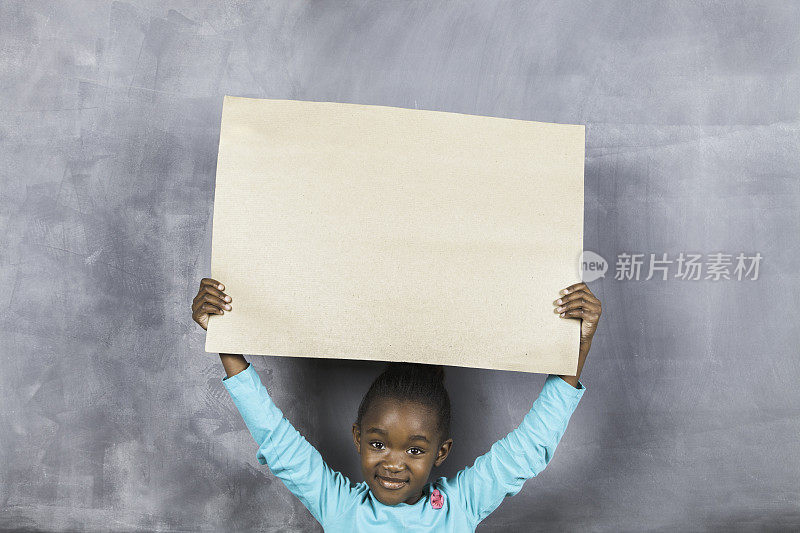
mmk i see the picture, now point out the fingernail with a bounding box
[556,306,564,312]
[219,284,224,290]
[225,304,231,310]
[560,289,568,295]
[560,312,565,317]
[556,299,562,304]
[225,296,231,302]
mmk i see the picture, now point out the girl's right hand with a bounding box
[192,277,232,331]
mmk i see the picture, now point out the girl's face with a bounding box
[352,398,453,506]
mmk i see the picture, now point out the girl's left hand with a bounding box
[554,282,602,349]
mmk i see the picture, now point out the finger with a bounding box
[192,289,226,313]
[554,298,601,315]
[554,288,595,306]
[560,298,601,313]
[201,278,226,291]
[203,284,231,303]
[560,308,600,320]
[193,284,231,312]
[201,293,232,311]
[193,293,230,315]
[199,302,224,315]
[559,282,586,296]
[192,293,203,313]
[575,286,599,303]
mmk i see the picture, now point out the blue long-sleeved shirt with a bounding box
[222,363,585,532]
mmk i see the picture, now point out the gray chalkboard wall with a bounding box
[1,2,798,532]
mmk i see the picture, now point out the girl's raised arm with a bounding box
[193,278,358,525]
[445,374,586,527]
[442,283,599,527]
[222,360,358,526]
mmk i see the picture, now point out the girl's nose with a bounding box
[382,453,407,472]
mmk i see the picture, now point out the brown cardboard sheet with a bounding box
[205,96,584,374]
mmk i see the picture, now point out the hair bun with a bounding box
[430,364,445,384]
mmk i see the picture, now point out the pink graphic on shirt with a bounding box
[430,488,443,509]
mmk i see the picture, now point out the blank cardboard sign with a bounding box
[205,96,584,375]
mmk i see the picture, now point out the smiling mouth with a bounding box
[376,475,409,490]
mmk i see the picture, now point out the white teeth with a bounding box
[377,477,407,490]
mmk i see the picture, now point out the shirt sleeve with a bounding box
[222,363,356,526]
[452,374,586,527]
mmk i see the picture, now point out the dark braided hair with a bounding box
[355,362,451,444]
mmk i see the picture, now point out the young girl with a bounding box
[192,278,601,531]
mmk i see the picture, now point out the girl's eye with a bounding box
[369,442,385,450]
[408,447,424,455]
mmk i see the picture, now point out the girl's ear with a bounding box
[352,423,361,454]
[434,438,453,467]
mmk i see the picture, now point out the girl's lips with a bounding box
[376,475,408,490]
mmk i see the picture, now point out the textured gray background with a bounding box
[1,1,799,532]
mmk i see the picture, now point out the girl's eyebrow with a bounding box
[366,427,430,443]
